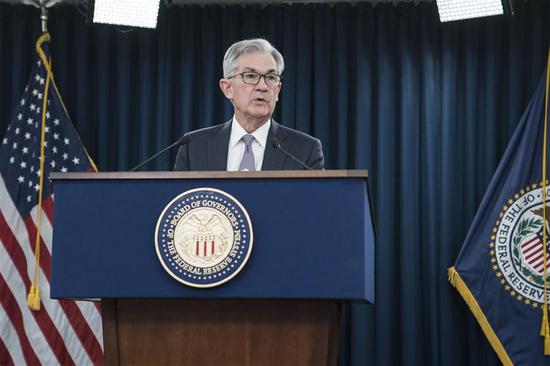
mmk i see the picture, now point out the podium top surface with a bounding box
[50,169,368,180]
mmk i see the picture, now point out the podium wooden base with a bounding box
[102,299,341,366]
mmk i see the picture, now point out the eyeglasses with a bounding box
[227,72,282,86]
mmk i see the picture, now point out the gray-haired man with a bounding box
[174,38,324,171]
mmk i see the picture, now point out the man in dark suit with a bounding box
[174,38,324,171]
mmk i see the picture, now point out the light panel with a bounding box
[436,0,504,22]
[92,0,161,29]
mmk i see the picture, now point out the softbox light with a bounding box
[88,0,161,29]
[436,0,510,22]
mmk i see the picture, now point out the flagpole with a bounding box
[40,3,48,33]
[23,0,61,34]
[542,48,550,354]
[23,0,53,311]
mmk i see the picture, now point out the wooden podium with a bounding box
[50,171,375,366]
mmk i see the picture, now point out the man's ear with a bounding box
[219,79,233,100]
[275,82,282,102]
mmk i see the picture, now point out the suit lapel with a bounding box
[208,120,232,171]
[262,120,289,170]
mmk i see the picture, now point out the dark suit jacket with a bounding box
[173,120,324,171]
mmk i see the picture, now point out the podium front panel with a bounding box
[50,173,374,302]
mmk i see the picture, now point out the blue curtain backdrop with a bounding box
[1,1,550,365]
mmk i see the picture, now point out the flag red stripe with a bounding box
[529,255,548,274]
[0,336,15,366]
[0,211,72,365]
[522,238,540,252]
[0,216,42,366]
[94,299,102,313]
[58,299,104,364]
[523,250,539,260]
[532,253,547,265]
[23,215,102,363]
[42,196,54,224]
[522,236,539,248]
[525,252,542,264]
[0,276,40,366]
[523,246,540,257]
[524,245,542,259]
[535,265,545,273]
[23,216,52,280]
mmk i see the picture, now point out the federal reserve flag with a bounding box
[449,55,550,366]
[0,34,103,365]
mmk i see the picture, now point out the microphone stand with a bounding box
[130,136,189,172]
[271,138,313,170]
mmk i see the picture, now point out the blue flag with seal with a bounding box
[449,51,550,366]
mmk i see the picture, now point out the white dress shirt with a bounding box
[226,117,271,171]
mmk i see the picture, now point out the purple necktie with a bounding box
[238,134,256,171]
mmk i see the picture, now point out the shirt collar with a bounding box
[229,116,271,148]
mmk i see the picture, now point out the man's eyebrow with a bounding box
[242,67,277,74]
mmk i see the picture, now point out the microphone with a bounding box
[270,137,313,170]
[130,135,190,172]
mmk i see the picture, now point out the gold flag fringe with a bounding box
[448,267,513,366]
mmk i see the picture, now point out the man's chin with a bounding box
[247,109,272,120]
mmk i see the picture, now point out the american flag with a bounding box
[0,34,103,365]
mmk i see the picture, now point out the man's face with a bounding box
[220,52,282,129]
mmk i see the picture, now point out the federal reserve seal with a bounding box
[492,183,550,307]
[155,188,253,288]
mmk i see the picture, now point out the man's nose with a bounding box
[255,80,268,90]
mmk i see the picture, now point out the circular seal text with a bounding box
[155,188,253,288]
[493,184,550,306]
